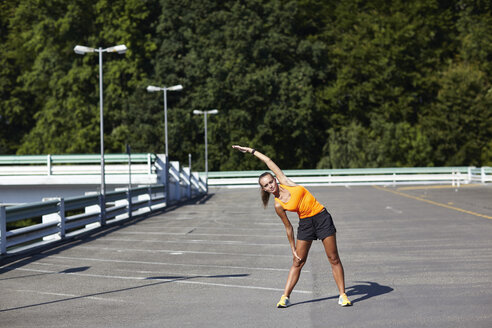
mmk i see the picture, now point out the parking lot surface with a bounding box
[1,184,491,328]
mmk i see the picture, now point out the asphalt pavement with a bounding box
[1,184,491,328]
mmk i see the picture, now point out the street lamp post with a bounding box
[146,84,183,159]
[74,44,127,197]
[193,109,218,186]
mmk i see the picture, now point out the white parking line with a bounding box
[49,255,306,272]
[14,289,125,302]
[99,237,288,247]
[385,206,403,214]
[114,231,285,238]
[9,267,312,294]
[75,245,292,258]
[132,225,283,232]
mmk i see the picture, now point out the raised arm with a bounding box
[232,145,296,186]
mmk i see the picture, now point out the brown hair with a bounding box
[258,172,274,208]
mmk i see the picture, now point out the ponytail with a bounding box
[260,188,270,208]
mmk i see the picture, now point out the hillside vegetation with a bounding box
[1,0,491,170]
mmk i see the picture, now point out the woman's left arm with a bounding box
[232,145,296,186]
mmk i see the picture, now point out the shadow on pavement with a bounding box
[292,281,393,306]
[146,273,249,280]
[346,281,394,303]
[0,271,247,313]
[0,266,91,281]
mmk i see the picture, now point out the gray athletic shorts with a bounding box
[297,208,336,241]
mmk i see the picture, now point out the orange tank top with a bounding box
[274,184,325,219]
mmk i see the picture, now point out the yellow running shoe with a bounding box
[338,293,352,307]
[277,295,290,308]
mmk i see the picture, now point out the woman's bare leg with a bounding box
[321,234,345,294]
[283,239,312,297]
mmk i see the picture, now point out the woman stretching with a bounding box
[232,145,352,308]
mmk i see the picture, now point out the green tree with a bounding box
[315,0,460,168]
[422,63,492,166]
[16,0,160,154]
[152,0,329,171]
[1,0,490,170]
[0,0,36,154]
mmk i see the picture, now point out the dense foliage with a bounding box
[1,0,491,170]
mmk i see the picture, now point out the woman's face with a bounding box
[259,174,278,194]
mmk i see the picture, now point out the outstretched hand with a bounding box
[232,145,251,153]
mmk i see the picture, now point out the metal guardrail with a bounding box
[0,156,207,257]
[1,165,490,257]
[0,153,156,176]
[206,166,492,187]
[0,153,156,164]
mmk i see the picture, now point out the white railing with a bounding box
[1,186,162,255]
[2,163,490,257]
[205,166,492,187]
[0,155,207,257]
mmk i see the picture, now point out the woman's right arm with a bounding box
[275,202,301,262]
[231,145,296,186]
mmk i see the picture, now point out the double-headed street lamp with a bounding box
[74,44,127,196]
[193,109,218,185]
[146,84,183,159]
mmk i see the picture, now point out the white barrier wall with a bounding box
[0,154,170,205]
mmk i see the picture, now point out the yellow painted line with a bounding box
[397,184,482,191]
[372,185,492,220]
